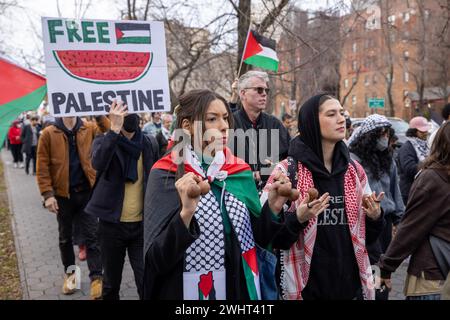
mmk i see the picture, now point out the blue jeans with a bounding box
[406,294,441,300]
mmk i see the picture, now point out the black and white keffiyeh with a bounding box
[185,191,225,272]
[182,146,259,300]
[407,137,430,162]
[348,114,391,146]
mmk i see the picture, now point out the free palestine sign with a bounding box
[42,17,171,117]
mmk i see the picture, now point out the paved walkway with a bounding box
[2,149,138,300]
[2,148,408,300]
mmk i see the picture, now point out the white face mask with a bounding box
[376,136,389,151]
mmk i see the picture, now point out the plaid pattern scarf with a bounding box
[263,159,375,300]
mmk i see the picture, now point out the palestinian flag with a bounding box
[115,22,151,44]
[242,247,260,300]
[152,146,263,300]
[242,30,279,72]
[0,57,46,150]
[153,147,262,217]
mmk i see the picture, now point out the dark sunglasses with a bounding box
[245,86,270,95]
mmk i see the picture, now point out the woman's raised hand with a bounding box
[267,170,300,215]
[362,191,385,220]
[109,100,128,133]
[296,192,330,224]
[176,172,203,228]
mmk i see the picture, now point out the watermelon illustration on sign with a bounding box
[53,50,152,84]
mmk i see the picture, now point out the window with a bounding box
[365,75,370,86]
[373,74,378,84]
[352,42,357,53]
[424,10,430,20]
[404,71,409,82]
[403,12,410,22]
[344,79,349,88]
[352,95,357,105]
[388,15,396,25]
[352,77,357,84]
[403,90,409,97]
[404,50,409,59]
[352,60,358,71]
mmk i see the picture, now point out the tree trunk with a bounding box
[236,0,251,76]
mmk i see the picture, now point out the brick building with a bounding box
[339,0,449,120]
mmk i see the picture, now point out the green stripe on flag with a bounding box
[212,170,262,217]
[244,55,279,72]
[242,256,259,300]
[0,85,46,150]
[117,36,151,44]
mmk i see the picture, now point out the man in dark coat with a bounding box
[85,102,159,300]
[231,71,290,191]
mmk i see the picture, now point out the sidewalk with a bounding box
[2,149,138,300]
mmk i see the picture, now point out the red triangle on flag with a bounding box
[0,58,46,105]
[242,247,259,275]
[115,27,124,40]
[243,31,263,61]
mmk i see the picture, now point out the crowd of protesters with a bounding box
[5,71,450,301]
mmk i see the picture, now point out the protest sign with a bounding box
[42,17,171,117]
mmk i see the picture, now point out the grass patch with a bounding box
[0,161,22,299]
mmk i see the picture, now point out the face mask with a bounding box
[376,136,389,151]
[123,114,139,133]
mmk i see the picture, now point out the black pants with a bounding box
[25,145,37,174]
[56,191,102,280]
[367,214,393,301]
[99,220,144,300]
[73,219,85,246]
[10,144,23,163]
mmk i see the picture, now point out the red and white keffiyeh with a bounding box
[263,159,375,300]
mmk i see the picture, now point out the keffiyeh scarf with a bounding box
[263,158,376,300]
[406,137,429,162]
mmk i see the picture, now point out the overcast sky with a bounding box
[0,0,350,73]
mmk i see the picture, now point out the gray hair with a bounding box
[238,70,269,92]
[161,113,173,122]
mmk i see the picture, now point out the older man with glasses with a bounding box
[230,70,290,191]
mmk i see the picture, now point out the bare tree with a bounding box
[274,1,360,114]
[0,0,19,56]
[0,0,17,11]
[378,0,396,117]
[121,0,293,110]
[400,0,450,116]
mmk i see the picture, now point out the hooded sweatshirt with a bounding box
[284,94,383,300]
[289,138,362,299]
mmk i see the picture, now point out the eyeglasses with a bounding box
[245,87,270,95]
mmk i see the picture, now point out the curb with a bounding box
[1,150,29,300]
